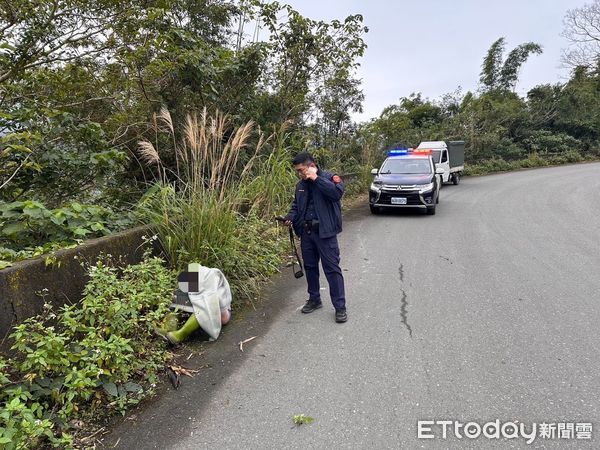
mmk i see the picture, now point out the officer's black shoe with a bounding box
[335,308,348,323]
[301,300,322,314]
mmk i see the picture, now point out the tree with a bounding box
[562,0,600,69]
[310,68,364,153]
[0,0,245,201]
[526,83,562,130]
[256,2,367,125]
[553,65,600,146]
[479,37,542,92]
[0,0,116,84]
[480,38,506,89]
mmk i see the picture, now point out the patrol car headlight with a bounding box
[370,182,382,192]
[418,182,434,193]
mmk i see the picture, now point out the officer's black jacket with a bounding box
[285,169,344,239]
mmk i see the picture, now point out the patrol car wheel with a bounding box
[426,205,436,215]
[370,205,380,214]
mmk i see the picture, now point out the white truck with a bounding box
[416,140,465,185]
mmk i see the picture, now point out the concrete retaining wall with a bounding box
[0,226,151,342]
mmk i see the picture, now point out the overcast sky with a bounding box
[284,0,589,122]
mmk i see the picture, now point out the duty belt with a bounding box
[303,220,319,234]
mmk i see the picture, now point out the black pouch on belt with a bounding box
[304,220,319,234]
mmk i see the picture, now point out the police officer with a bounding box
[284,152,347,323]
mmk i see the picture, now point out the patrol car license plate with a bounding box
[391,197,407,205]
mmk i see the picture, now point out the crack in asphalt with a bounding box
[398,262,412,338]
[439,255,453,264]
[399,289,413,338]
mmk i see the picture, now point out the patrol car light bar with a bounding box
[388,148,431,156]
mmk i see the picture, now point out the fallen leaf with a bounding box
[293,414,315,425]
[169,364,200,378]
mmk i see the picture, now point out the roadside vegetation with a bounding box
[463,150,596,177]
[0,252,174,448]
[1,0,600,448]
[136,108,297,301]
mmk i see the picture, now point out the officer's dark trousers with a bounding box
[300,231,346,310]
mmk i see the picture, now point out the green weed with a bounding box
[0,251,174,448]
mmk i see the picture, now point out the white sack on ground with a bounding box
[187,265,232,340]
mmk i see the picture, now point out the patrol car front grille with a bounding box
[382,185,418,191]
[377,192,423,205]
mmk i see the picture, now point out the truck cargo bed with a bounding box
[448,141,465,168]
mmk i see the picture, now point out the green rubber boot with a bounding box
[161,313,179,332]
[167,315,200,345]
[152,313,179,341]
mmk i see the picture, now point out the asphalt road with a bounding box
[105,163,600,449]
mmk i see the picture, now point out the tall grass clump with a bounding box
[137,108,295,302]
[242,122,298,218]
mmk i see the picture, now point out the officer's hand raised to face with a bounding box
[305,166,318,181]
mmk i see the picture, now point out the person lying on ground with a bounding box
[154,263,232,344]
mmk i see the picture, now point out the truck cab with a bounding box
[417,140,465,185]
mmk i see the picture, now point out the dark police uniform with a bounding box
[285,169,346,311]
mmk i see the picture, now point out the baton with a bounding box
[275,217,304,278]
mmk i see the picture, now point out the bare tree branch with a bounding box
[562,0,600,67]
[0,154,31,191]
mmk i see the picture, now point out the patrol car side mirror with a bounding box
[371,168,378,175]
[435,167,445,175]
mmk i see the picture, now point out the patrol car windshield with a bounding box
[380,158,432,174]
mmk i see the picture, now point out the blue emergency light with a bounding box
[388,149,409,156]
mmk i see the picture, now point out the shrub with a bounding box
[0,201,133,267]
[519,153,549,168]
[463,149,594,176]
[524,130,582,154]
[0,252,174,449]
